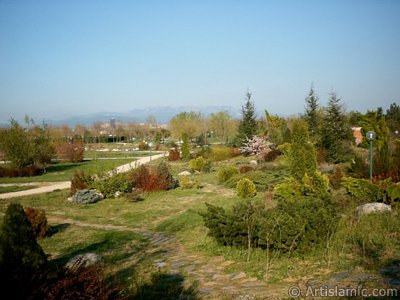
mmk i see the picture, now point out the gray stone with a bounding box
[154,261,167,268]
[330,271,351,281]
[71,189,103,204]
[249,160,258,166]
[65,253,101,270]
[229,271,247,280]
[356,202,391,217]
[178,171,191,176]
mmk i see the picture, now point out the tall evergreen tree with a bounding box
[321,91,351,163]
[236,91,258,146]
[304,84,320,141]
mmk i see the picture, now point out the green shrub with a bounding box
[179,175,202,189]
[341,177,400,204]
[274,171,329,200]
[201,195,338,254]
[188,156,211,173]
[195,146,212,159]
[71,170,94,194]
[259,196,338,254]
[126,188,144,202]
[225,170,288,192]
[24,207,48,239]
[0,203,48,299]
[236,178,257,199]
[211,146,232,161]
[328,166,343,190]
[217,166,239,183]
[138,141,149,151]
[94,173,132,198]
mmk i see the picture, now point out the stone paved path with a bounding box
[0,152,167,200]
[47,216,283,299]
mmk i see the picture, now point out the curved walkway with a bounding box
[0,152,167,199]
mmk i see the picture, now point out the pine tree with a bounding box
[0,203,48,298]
[304,85,320,141]
[236,91,258,146]
[321,91,351,163]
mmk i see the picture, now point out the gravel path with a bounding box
[47,216,281,299]
[0,152,167,199]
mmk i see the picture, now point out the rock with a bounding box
[178,171,191,176]
[356,202,391,217]
[65,253,101,271]
[250,160,258,166]
[71,189,103,204]
[114,191,122,198]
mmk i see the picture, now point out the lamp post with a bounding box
[366,131,376,181]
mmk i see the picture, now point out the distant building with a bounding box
[110,118,116,130]
[352,127,363,145]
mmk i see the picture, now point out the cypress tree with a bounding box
[236,91,258,146]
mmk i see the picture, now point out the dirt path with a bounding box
[47,215,283,299]
[0,153,167,200]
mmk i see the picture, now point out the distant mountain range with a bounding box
[43,106,243,127]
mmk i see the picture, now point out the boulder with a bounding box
[65,253,101,271]
[250,160,258,166]
[356,202,391,217]
[178,171,191,176]
[71,189,103,204]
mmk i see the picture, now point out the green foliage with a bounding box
[94,173,133,198]
[341,177,400,204]
[188,156,211,173]
[169,111,204,139]
[321,91,352,163]
[224,170,288,192]
[209,111,237,143]
[236,178,257,199]
[0,203,48,298]
[265,111,291,146]
[304,85,321,142]
[288,119,317,180]
[24,207,48,239]
[217,166,239,183]
[179,175,202,189]
[211,146,232,161]
[201,195,338,254]
[0,119,53,168]
[274,171,329,200]
[260,196,338,254]
[236,91,258,146]
[181,133,191,160]
[138,141,149,151]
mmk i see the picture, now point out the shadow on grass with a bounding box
[46,223,71,237]
[45,162,86,173]
[131,272,199,300]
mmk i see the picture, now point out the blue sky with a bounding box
[1,0,399,123]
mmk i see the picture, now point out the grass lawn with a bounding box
[0,185,38,194]
[84,150,157,159]
[0,158,136,183]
